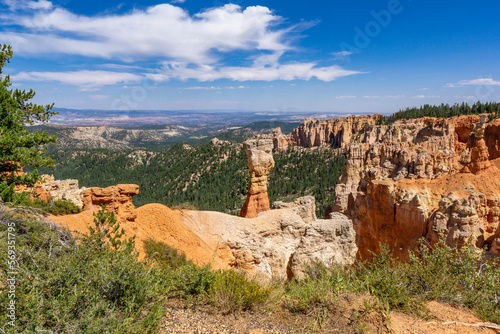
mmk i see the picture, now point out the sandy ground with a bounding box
[50,204,500,333]
[50,203,231,269]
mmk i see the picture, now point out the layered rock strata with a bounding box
[51,195,358,281]
[240,139,275,218]
[332,114,500,258]
[263,115,381,151]
[82,184,139,223]
[186,196,357,280]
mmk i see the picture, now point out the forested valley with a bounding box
[37,143,346,217]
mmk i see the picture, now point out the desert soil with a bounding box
[50,206,500,334]
[157,299,500,333]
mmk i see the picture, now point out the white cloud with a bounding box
[446,78,500,87]
[226,85,249,89]
[453,95,476,100]
[12,70,142,86]
[363,95,404,99]
[335,95,356,99]
[416,87,428,91]
[3,4,289,64]
[170,0,185,3]
[332,51,353,59]
[2,0,53,11]
[182,86,221,90]
[149,61,362,82]
[2,2,363,83]
[412,95,440,99]
[89,94,111,100]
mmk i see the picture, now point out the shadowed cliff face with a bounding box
[240,139,275,218]
[329,114,500,259]
[261,115,382,152]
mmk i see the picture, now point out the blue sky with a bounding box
[1,0,499,114]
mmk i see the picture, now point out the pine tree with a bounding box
[0,44,56,188]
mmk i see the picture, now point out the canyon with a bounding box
[44,113,500,280]
[268,114,500,259]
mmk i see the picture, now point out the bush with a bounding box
[406,240,500,323]
[0,186,82,215]
[354,244,423,315]
[28,198,81,215]
[0,206,167,333]
[209,270,273,314]
[144,238,192,269]
[283,262,352,313]
[171,263,216,300]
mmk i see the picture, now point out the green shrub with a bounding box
[283,262,352,313]
[144,238,192,269]
[28,198,81,215]
[406,239,500,323]
[81,205,135,252]
[354,244,423,315]
[208,270,273,314]
[0,206,167,333]
[171,263,215,300]
[0,183,30,204]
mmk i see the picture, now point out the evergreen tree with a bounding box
[0,44,56,188]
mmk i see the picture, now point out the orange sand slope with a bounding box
[50,203,230,269]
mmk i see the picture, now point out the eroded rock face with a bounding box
[82,184,139,223]
[39,175,86,208]
[272,196,317,223]
[263,115,381,151]
[240,139,275,218]
[291,212,357,279]
[333,115,500,259]
[186,196,357,280]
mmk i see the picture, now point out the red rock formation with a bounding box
[240,139,275,218]
[265,114,382,151]
[82,184,139,223]
[333,114,500,259]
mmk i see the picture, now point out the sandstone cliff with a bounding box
[82,184,140,223]
[263,115,381,151]
[51,194,358,281]
[331,114,500,258]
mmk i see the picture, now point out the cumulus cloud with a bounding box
[148,61,362,82]
[12,70,142,87]
[446,78,500,87]
[3,3,289,64]
[2,0,53,11]
[2,2,363,84]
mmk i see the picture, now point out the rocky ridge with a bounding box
[38,175,86,208]
[52,191,357,281]
[262,115,381,151]
[325,114,500,258]
[264,113,500,258]
[33,124,194,150]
